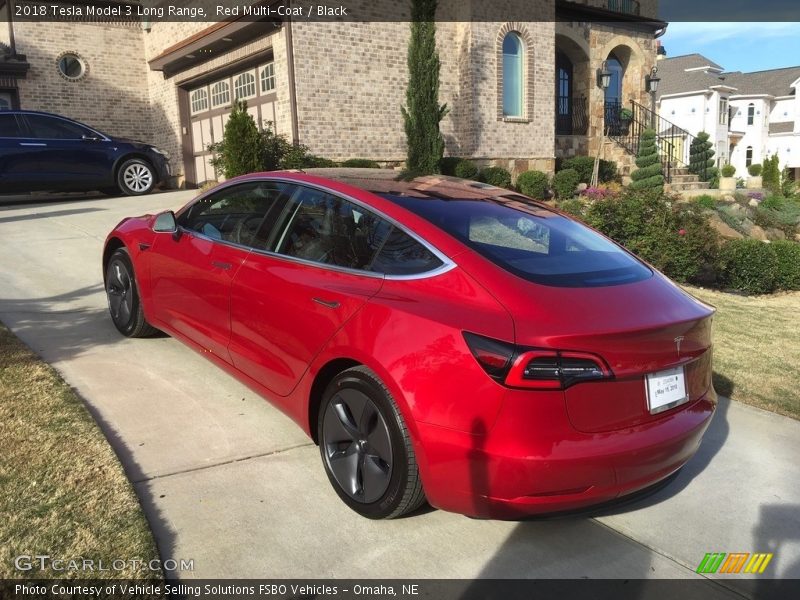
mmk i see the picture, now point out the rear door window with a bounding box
[24,115,93,140]
[0,114,23,138]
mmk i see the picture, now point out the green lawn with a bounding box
[684,286,800,420]
[0,324,161,579]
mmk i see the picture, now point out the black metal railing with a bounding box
[556,96,589,136]
[604,0,640,16]
[605,100,711,184]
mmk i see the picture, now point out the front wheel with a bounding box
[105,248,157,337]
[318,366,426,519]
[117,158,155,196]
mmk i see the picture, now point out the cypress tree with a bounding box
[762,154,781,195]
[401,0,448,175]
[689,132,716,182]
[209,99,264,179]
[629,129,664,191]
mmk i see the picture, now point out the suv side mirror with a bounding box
[153,211,180,240]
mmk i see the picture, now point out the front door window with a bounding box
[556,52,573,135]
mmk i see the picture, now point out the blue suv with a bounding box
[0,110,171,196]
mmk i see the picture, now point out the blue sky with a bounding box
[661,23,800,73]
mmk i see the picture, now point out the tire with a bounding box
[117,158,156,196]
[318,366,426,519]
[105,248,157,338]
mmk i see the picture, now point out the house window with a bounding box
[190,88,208,114]
[719,98,728,125]
[234,71,256,100]
[57,52,87,81]
[502,32,524,117]
[747,103,755,126]
[260,63,275,93]
[746,146,753,167]
[211,80,230,108]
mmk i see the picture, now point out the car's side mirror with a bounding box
[153,211,181,240]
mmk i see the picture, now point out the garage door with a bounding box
[188,62,278,185]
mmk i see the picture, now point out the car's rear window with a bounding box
[379,195,651,287]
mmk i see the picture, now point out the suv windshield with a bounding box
[379,195,651,287]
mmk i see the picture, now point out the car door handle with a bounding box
[211,261,232,270]
[313,298,340,309]
[19,142,47,147]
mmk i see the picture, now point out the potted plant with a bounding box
[719,163,737,192]
[747,163,763,189]
[618,108,633,135]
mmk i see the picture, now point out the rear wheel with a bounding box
[117,158,155,196]
[105,248,157,338]
[318,366,426,519]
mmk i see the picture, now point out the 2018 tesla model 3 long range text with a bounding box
[102,168,717,519]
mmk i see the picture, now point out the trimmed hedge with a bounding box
[479,166,512,189]
[439,156,461,176]
[748,164,763,177]
[454,159,479,180]
[559,156,618,184]
[341,158,380,168]
[717,239,780,294]
[517,170,549,199]
[721,164,736,177]
[629,129,664,191]
[773,240,800,290]
[552,168,581,199]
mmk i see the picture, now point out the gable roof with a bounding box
[658,55,800,100]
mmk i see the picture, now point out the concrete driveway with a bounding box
[1,192,799,596]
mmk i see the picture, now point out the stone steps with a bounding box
[665,180,711,192]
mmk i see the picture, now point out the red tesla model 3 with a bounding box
[103,169,717,519]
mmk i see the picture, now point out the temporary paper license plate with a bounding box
[646,366,688,414]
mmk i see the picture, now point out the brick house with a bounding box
[1,0,663,187]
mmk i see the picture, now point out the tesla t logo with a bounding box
[674,336,685,356]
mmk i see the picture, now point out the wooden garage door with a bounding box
[188,62,279,185]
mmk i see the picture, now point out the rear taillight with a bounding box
[464,332,611,389]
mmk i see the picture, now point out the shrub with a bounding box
[748,163,763,177]
[516,170,549,199]
[341,158,380,168]
[629,129,664,191]
[582,186,619,201]
[762,154,781,195]
[454,159,479,179]
[439,156,461,176]
[782,167,797,197]
[772,241,800,290]
[718,239,778,294]
[299,155,339,168]
[721,164,736,177]
[582,188,720,284]
[693,194,717,210]
[754,198,800,237]
[208,99,265,179]
[557,198,586,218]
[552,168,581,199]
[478,166,512,189]
[689,132,715,181]
[560,156,617,184]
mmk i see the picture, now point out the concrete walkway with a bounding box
[1,192,799,595]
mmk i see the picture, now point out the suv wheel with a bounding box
[118,158,155,196]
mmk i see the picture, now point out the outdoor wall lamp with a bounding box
[646,66,660,94]
[598,61,612,89]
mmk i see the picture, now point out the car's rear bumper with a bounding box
[415,388,716,519]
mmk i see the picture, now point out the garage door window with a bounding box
[260,63,275,93]
[234,72,256,100]
[190,88,209,114]
[211,80,231,108]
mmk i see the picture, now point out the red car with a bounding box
[103,169,717,519]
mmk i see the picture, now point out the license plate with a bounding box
[646,366,688,414]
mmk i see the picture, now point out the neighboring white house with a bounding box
[656,54,800,182]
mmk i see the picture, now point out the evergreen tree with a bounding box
[401,0,448,175]
[689,132,716,182]
[209,99,264,179]
[762,154,782,195]
[629,129,664,191]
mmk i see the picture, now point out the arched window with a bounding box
[211,81,230,108]
[746,146,753,167]
[747,103,755,126]
[260,63,275,93]
[234,72,256,100]
[502,33,524,117]
[190,88,208,114]
[604,54,624,107]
